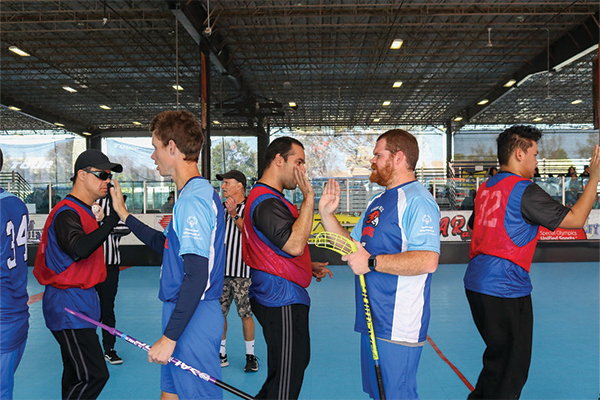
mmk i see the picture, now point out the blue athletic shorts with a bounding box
[360,333,423,400]
[160,300,224,399]
[1,340,27,399]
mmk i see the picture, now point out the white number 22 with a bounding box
[478,190,502,228]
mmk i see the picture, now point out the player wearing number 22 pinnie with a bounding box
[465,125,600,399]
[0,148,30,400]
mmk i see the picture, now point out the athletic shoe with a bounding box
[244,354,259,372]
[104,349,123,365]
[220,353,229,367]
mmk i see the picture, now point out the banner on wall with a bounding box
[25,210,600,246]
[438,210,600,241]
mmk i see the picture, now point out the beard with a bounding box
[369,159,393,186]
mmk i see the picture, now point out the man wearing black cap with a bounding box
[216,170,259,372]
[33,148,123,399]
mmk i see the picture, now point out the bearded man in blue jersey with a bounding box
[319,129,441,399]
[109,110,226,400]
[465,125,600,399]
[0,148,30,400]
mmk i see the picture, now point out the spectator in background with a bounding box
[161,191,175,213]
[93,195,131,365]
[533,167,541,178]
[0,148,30,400]
[564,165,576,177]
[565,172,582,206]
[580,165,590,178]
[593,194,600,209]
[37,185,61,214]
[486,167,498,179]
[462,189,476,210]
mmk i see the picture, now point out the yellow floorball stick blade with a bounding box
[314,232,358,256]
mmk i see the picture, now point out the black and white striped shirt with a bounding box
[98,196,131,266]
[224,200,250,278]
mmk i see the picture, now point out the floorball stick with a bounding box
[64,307,254,400]
[314,232,386,400]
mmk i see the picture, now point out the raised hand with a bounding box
[294,165,314,200]
[109,179,129,221]
[318,179,341,216]
[224,196,238,216]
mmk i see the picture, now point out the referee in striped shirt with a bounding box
[216,170,259,372]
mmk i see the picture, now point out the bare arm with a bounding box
[281,166,315,256]
[343,245,439,276]
[560,144,600,228]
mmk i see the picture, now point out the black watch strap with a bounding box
[233,214,240,221]
[368,255,377,272]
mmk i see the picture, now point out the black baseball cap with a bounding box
[216,170,246,188]
[72,149,123,180]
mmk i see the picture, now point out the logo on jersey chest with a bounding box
[363,206,384,237]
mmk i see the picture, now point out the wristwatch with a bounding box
[368,255,377,272]
[233,214,240,221]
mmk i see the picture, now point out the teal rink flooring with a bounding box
[15,262,599,400]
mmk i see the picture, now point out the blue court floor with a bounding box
[15,262,599,400]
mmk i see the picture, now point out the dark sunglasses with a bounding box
[84,169,113,180]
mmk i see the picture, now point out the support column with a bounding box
[256,122,270,178]
[445,119,453,177]
[200,43,211,178]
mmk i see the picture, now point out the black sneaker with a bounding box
[220,353,229,367]
[244,354,259,372]
[104,349,123,365]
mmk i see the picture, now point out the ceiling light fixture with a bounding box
[172,85,184,91]
[54,122,65,127]
[533,117,543,122]
[213,120,221,125]
[382,101,391,106]
[8,46,30,57]
[8,106,21,111]
[477,99,489,105]
[486,27,493,47]
[454,116,463,122]
[289,102,297,107]
[62,86,77,93]
[373,118,381,122]
[571,99,583,105]
[393,81,403,88]
[504,79,517,88]
[390,39,403,49]
[132,121,142,125]
[99,105,111,110]
[82,132,92,136]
